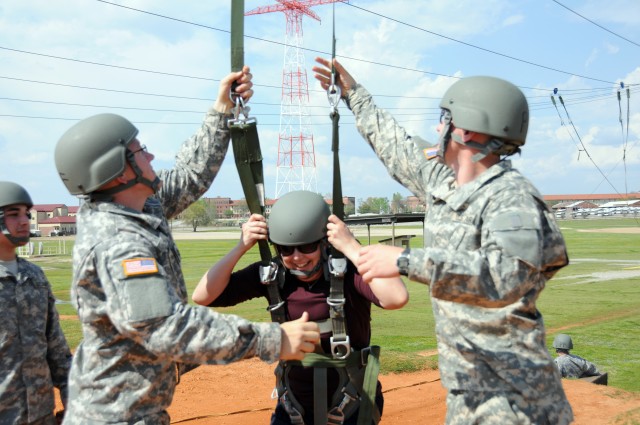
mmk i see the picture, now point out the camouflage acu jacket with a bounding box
[346,84,571,403]
[555,353,600,379]
[0,257,71,424]
[63,109,282,424]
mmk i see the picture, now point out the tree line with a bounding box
[179,192,425,232]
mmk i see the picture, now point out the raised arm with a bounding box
[158,66,255,218]
[312,57,357,96]
[327,214,408,310]
[192,213,268,305]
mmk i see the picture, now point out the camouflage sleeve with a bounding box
[583,358,600,376]
[345,84,453,197]
[42,274,72,406]
[156,108,233,219]
[409,191,552,308]
[95,242,282,364]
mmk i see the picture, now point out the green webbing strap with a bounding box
[290,347,382,425]
[230,0,244,73]
[326,5,349,362]
[357,346,381,425]
[230,0,285,324]
[331,112,343,220]
[314,368,328,425]
[230,124,271,262]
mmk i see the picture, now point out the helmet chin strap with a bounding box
[289,260,323,277]
[436,110,454,159]
[286,241,328,278]
[440,108,504,164]
[0,215,29,247]
[450,132,505,163]
[90,150,161,201]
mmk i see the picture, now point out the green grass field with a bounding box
[32,218,640,392]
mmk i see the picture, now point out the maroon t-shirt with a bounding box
[210,260,382,413]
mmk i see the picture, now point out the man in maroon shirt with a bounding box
[193,190,408,425]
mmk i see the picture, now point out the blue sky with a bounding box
[1,0,639,207]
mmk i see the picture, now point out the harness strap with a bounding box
[278,348,382,425]
[314,368,328,425]
[229,0,285,324]
[357,346,381,425]
[276,361,305,424]
[326,11,350,361]
[230,124,286,324]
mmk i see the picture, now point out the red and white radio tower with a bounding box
[246,0,345,198]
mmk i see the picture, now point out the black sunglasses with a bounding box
[275,240,321,256]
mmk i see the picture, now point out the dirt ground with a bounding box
[162,358,640,425]
[54,225,640,424]
[163,225,640,424]
[53,355,640,424]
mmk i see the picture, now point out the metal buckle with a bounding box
[267,300,286,313]
[280,390,304,425]
[328,256,347,278]
[259,262,278,285]
[330,335,351,360]
[327,388,357,424]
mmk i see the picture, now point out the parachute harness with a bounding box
[275,6,381,425]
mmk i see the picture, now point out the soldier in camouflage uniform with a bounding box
[553,334,601,379]
[0,181,72,425]
[53,67,320,425]
[313,58,574,424]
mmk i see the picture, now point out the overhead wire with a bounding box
[2,1,638,174]
[92,0,621,86]
[343,2,617,85]
[551,0,640,48]
[551,93,622,195]
[617,86,632,198]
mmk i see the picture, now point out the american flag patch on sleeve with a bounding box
[122,258,159,276]
[423,146,439,160]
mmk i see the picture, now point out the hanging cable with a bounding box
[551,90,583,160]
[617,84,632,209]
[554,93,621,195]
[325,0,351,363]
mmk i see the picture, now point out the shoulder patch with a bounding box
[122,258,159,276]
[423,146,439,160]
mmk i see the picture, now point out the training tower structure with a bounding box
[246,0,344,198]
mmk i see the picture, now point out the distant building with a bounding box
[544,193,640,206]
[30,204,76,236]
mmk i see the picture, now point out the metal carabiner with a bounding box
[327,81,341,111]
[229,87,251,122]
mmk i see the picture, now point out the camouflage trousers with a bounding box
[445,389,573,425]
[61,410,170,425]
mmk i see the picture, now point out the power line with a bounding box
[3,75,629,120]
[0,96,439,117]
[94,0,620,86]
[343,2,617,85]
[551,0,640,48]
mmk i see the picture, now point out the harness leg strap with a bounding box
[314,367,328,425]
[357,346,381,425]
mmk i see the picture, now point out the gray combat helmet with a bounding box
[553,334,574,350]
[54,113,139,196]
[269,190,330,246]
[0,181,34,245]
[438,76,529,159]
